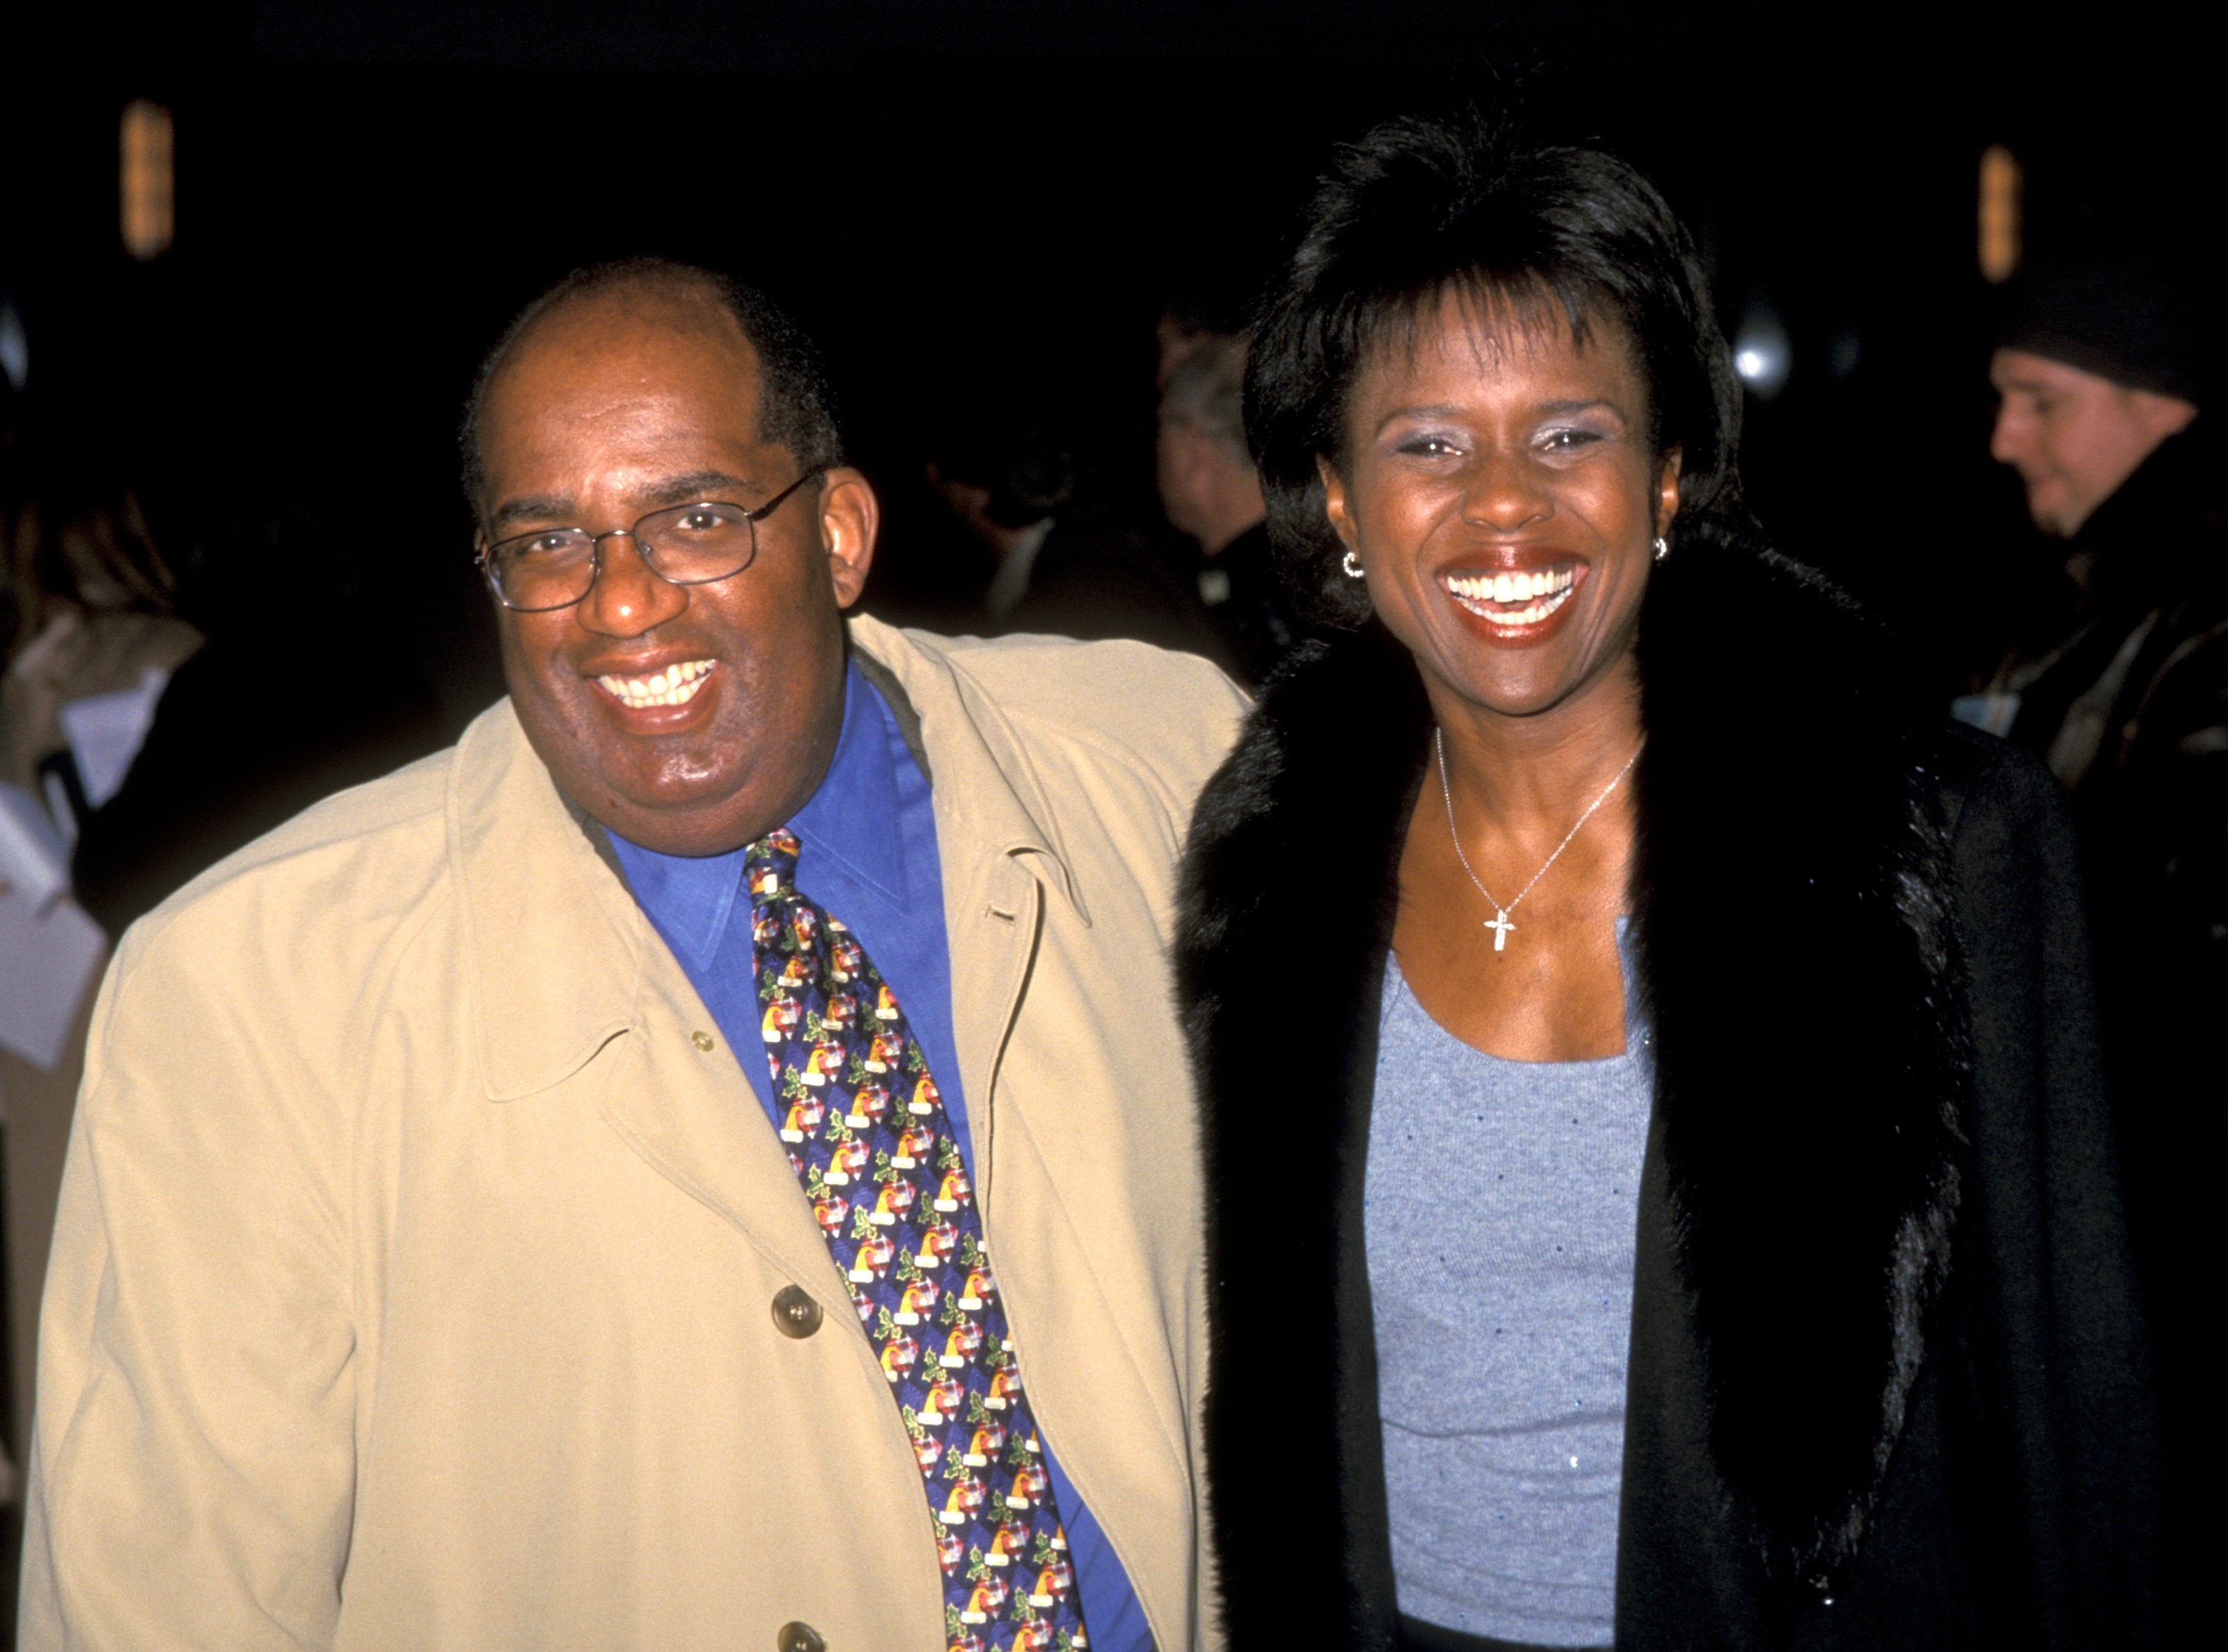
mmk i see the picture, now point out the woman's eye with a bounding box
[1540,428,1602,453]
[1394,434,1460,458]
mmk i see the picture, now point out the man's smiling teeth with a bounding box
[1444,564,1578,626]
[598,659,714,708]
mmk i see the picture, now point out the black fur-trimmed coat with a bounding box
[1176,520,2162,1650]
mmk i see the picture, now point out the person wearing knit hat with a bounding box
[1989,245,2205,537]
[1982,238,2221,1645]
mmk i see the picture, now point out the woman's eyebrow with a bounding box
[1373,396,1626,436]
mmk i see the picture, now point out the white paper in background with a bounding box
[59,664,172,808]
[0,889,105,1071]
[0,780,72,912]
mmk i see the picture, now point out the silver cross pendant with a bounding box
[1484,910,1516,953]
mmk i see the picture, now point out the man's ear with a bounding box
[2131,389,2200,443]
[819,466,879,608]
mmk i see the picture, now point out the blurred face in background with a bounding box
[477,292,875,855]
[1989,349,2198,537]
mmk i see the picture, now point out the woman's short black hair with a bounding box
[1246,111,1743,627]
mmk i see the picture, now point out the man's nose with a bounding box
[1461,451,1554,532]
[1988,405,2024,467]
[577,530,690,638]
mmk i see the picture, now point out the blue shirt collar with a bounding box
[608,661,911,970]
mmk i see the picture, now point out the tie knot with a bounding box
[744,827,803,905]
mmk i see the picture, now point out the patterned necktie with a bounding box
[745,829,1090,1652]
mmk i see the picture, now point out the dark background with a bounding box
[5,1,2220,739]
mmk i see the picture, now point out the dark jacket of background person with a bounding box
[1002,518,1231,662]
[1995,415,2225,1636]
[2001,417,2225,1097]
[1177,518,1299,688]
[1176,520,2161,1649]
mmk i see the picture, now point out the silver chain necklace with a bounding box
[1434,728,1643,954]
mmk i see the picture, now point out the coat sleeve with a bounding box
[16,905,358,1651]
[1947,737,2166,1642]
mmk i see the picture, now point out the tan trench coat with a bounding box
[18,616,1245,1651]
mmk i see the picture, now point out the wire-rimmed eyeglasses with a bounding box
[478,468,824,613]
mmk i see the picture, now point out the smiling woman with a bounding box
[1177,112,2163,1650]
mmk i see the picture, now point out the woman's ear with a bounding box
[1318,454,1358,550]
[1655,446,1683,538]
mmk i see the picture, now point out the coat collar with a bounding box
[451,612,1087,1103]
[1178,515,1971,1635]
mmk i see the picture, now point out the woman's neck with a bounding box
[1427,662,1646,832]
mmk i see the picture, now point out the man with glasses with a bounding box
[20,259,1246,1651]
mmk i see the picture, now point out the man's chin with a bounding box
[2027,490,2078,538]
[587,792,763,857]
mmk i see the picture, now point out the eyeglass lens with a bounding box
[488,502,757,611]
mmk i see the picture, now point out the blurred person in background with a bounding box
[920,381,1222,659]
[0,428,201,812]
[1980,244,2221,1639]
[1154,332,1300,685]
[922,398,1080,624]
[1,424,201,1498]
[63,500,448,939]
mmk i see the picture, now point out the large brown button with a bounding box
[777,1622,826,1652]
[771,1285,823,1339]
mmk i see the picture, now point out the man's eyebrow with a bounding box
[640,469,757,508]
[488,494,574,532]
[486,471,758,534]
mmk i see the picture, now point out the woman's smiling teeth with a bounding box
[598,659,714,708]
[1444,564,1577,625]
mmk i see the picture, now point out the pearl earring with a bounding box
[1342,549,1365,579]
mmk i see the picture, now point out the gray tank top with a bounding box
[1364,929,1652,1648]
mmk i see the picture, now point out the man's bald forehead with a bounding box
[460,256,844,515]
[511,272,744,357]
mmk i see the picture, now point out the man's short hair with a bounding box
[459,257,844,515]
[1159,333,1251,467]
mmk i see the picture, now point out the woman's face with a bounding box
[1325,289,1680,726]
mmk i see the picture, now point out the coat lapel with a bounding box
[448,621,1099,1328]
[450,699,856,1313]
[844,614,1089,1224]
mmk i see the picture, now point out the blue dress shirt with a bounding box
[611,661,1152,1652]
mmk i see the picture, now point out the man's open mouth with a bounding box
[597,659,715,708]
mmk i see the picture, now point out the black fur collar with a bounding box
[1177,517,1970,1639]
